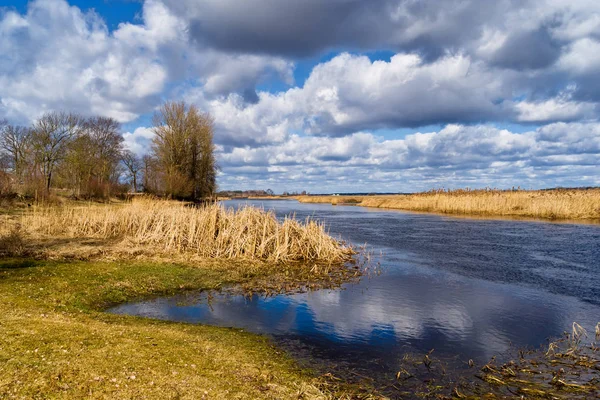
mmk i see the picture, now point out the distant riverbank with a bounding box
[296,188,600,221]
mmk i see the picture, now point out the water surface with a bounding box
[110,200,600,382]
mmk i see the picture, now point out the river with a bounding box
[109,199,600,388]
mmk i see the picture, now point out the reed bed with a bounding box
[21,198,354,264]
[298,188,600,220]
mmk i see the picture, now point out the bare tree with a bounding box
[0,125,33,183]
[151,101,217,200]
[0,152,11,195]
[31,112,83,191]
[122,150,143,192]
[142,154,159,193]
[63,116,123,197]
[84,117,123,186]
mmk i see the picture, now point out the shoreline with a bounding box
[0,257,368,399]
[295,189,600,222]
[0,199,368,398]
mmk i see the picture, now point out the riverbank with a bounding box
[296,188,600,221]
[0,258,369,399]
[0,199,366,399]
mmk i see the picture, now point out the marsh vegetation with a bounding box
[18,198,353,264]
[297,188,600,220]
[0,199,368,399]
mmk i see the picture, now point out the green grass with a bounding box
[0,258,362,399]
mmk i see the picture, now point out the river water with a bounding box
[109,200,600,385]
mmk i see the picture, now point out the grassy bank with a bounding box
[0,258,365,399]
[297,189,600,220]
[0,199,365,399]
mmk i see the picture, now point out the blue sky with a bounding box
[5,0,143,29]
[0,0,599,192]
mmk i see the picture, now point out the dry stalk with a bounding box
[21,198,354,265]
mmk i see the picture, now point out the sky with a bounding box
[0,0,599,193]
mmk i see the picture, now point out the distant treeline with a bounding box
[218,189,311,198]
[218,189,275,198]
[0,101,216,202]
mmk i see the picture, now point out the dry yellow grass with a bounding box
[0,198,372,399]
[19,198,353,264]
[297,189,600,220]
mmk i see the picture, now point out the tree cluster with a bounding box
[0,101,217,201]
[147,102,217,200]
[0,113,126,200]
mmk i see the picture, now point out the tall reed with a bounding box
[22,198,353,264]
[298,188,600,220]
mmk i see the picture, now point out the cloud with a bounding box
[1,0,599,192]
[184,53,510,147]
[488,27,563,70]
[515,98,597,123]
[162,0,600,63]
[0,0,293,123]
[122,127,155,155]
[3,0,600,132]
[0,0,170,122]
[209,122,600,191]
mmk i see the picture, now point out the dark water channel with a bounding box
[110,200,600,388]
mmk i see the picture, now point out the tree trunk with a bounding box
[46,171,52,192]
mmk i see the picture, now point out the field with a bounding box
[297,189,600,221]
[0,199,366,399]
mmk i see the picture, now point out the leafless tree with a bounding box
[141,154,159,193]
[122,150,143,192]
[31,112,83,191]
[151,101,217,200]
[84,117,123,185]
[0,125,33,183]
[63,116,123,197]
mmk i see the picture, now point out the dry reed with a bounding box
[21,198,354,264]
[298,188,600,220]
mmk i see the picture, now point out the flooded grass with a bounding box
[382,322,600,399]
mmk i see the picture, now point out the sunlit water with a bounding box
[110,200,600,381]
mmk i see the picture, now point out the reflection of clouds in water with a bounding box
[302,287,425,341]
[110,201,600,370]
[431,304,473,336]
[112,269,600,363]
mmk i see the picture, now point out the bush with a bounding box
[0,225,25,256]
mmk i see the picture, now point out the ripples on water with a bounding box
[110,200,600,382]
